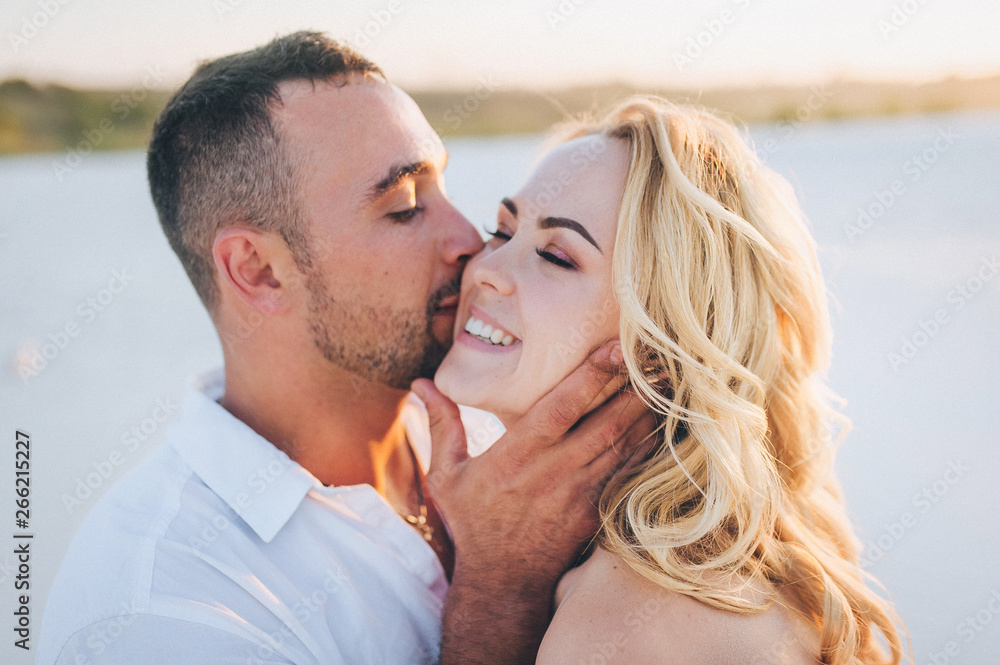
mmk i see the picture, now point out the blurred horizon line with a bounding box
[3,72,1000,156]
[5,68,1000,95]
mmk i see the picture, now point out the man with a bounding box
[38,32,650,664]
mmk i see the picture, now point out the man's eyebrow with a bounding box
[539,216,603,253]
[366,161,432,204]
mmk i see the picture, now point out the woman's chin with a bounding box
[431,367,460,404]
[433,360,513,424]
[433,359,482,408]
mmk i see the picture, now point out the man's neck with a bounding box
[218,355,411,490]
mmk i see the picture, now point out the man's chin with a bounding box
[411,336,450,385]
[430,312,457,349]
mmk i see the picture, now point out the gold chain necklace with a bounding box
[399,442,434,542]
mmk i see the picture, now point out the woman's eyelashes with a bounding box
[488,225,578,270]
[486,226,512,241]
[536,247,576,269]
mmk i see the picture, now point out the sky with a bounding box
[2,0,1000,91]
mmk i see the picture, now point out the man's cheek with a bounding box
[432,314,456,346]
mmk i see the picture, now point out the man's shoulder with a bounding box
[39,441,218,661]
[59,440,197,567]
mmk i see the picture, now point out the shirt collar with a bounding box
[168,368,319,544]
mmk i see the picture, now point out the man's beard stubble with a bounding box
[306,273,460,391]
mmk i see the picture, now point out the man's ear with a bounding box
[212,227,297,315]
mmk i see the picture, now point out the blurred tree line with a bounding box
[0,79,170,155]
[3,75,998,156]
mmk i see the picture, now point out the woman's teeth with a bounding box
[465,316,517,346]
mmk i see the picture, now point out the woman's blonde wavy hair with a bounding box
[553,97,905,665]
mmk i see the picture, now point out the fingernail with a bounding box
[609,343,623,365]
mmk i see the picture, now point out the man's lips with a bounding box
[434,294,460,315]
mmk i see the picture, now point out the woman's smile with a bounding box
[457,305,521,350]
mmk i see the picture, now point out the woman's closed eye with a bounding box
[487,225,577,270]
[536,246,576,269]
[486,226,512,241]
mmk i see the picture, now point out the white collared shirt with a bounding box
[38,370,499,665]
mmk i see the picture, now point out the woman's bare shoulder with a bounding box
[539,547,820,665]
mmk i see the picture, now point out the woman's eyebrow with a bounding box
[501,197,517,217]
[502,197,602,253]
[539,216,602,253]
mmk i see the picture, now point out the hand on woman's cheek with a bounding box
[434,135,629,427]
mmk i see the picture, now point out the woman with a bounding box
[433,96,904,664]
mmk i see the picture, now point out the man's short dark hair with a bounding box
[147,31,383,312]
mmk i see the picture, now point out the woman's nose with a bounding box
[469,245,515,296]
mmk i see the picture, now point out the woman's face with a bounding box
[434,135,629,425]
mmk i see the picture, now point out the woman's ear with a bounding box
[212,227,297,315]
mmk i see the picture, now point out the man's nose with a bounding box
[440,200,484,266]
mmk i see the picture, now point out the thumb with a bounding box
[411,379,469,485]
